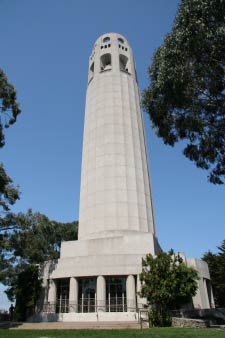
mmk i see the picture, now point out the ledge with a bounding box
[172,317,210,328]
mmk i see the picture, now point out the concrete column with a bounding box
[42,278,49,304]
[48,279,56,312]
[97,275,106,312]
[126,275,136,312]
[203,278,210,309]
[209,283,215,308]
[37,277,49,312]
[69,277,78,312]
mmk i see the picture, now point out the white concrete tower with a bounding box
[45,32,161,318]
[37,33,214,321]
[79,32,156,241]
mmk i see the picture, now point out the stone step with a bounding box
[9,321,146,330]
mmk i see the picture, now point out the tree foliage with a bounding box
[140,250,199,326]
[0,165,20,277]
[0,69,21,148]
[143,0,225,184]
[0,209,78,303]
[0,68,21,248]
[13,265,42,321]
[0,164,20,213]
[202,240,225,307]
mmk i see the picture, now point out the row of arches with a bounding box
[89,53,131,82]
[103,36,125,44]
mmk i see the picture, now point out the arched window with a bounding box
[103,36,110,43]
[118,37,124,44]
[119,54,129,73]
[100,53,112,71]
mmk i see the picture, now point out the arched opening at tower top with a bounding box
[100,53,112,71]
[119,54,130,73]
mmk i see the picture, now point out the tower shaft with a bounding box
[79,33,155,240]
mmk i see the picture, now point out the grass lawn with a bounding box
[0,328,225,338]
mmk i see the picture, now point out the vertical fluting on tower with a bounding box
[78,33,156,240]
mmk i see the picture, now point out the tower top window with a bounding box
[103,37,110,43]
[118,37,124,44]
[119,54,129,73]
[100,53,112,71]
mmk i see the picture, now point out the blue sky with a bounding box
[0,0,224,309]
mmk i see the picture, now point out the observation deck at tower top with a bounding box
[87,32,137,84]
[90,32,131,57]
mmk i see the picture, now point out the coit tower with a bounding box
[42,33,160,318]
[39,33,213,320]
[79,32,157,243]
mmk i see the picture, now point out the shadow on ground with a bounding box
[0,321,23,329]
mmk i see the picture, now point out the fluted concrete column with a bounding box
[48,279,56,312]
[126,275,136,312]
[69,277,78,312]
[97,275,106,312]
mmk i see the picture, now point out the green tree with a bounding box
[140,250,199,326]
[1,209,78,316]
[0,168,20,280]
[0,69,21,148]
[8,209,78,264]
[13,265,42,321]
[142,0,225,184]
[202,240,225,307]
[0,69,21,298]
[0,68,21,223]
[0,164,19,213]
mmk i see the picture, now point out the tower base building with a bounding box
[35,33,214,322]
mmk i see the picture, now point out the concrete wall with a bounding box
[187,258,215,309]
[172,317,209,328]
